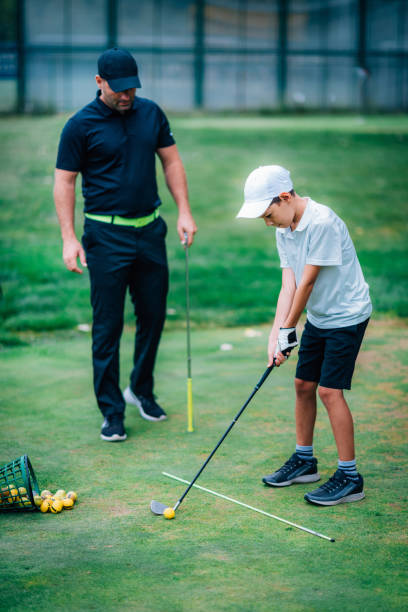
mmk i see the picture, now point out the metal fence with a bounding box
[0,0,407,113]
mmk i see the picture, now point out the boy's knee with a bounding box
[295,378,317,397]
[318,385,343,404]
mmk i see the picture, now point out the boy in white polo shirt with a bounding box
[237,165,371,506]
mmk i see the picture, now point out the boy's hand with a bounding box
[267,327,298,367]
[277,327,298,360]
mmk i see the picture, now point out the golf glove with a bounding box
[276,327,298,358]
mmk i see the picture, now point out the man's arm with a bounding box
[54,168,87,274]
[157,144,197,246]
[268,268,297,366]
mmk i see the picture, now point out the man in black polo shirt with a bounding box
[54,48,197,442]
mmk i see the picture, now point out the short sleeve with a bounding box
[306,220,342,266]
[156,106,176,149]
[276,230,290,268]
[56,118,86,172]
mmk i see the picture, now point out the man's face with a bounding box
[96,76,136,113]
[261,197,294,228]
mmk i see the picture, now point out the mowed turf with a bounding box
[1,114,408,344]
[1,319,407,610]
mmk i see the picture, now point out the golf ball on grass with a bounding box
[163,507,175,519]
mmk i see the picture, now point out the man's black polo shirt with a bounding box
[56,93,175,217]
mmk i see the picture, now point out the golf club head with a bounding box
[150,500,168,515]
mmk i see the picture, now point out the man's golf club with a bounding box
[184,231,194,432]
[150,363,274,516]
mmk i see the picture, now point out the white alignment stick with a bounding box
[162,472,335,542]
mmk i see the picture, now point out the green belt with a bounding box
[85,209,159,228]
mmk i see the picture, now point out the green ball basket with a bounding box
[0,455,40,512]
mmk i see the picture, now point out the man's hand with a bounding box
[177,213,197,246]
[63,238,87,274]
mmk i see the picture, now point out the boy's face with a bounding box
[261,195,295,228]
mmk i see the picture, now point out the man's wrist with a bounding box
[62,233,78,243]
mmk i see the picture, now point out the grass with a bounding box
[0,113,407,608]
[1,114,408,342]
[0,319,407,610]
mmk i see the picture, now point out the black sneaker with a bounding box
[100,414,127,442]
[304,469,364,506]
[123,387,167,422]
[263,453,320,487]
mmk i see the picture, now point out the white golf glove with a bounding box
[275,327,298,359]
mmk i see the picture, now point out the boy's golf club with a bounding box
[150,363,274,516]
[184,231,194,432]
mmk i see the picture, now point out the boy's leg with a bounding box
[318,387,354,461]
[295,378,318,446]
[262,322,323,487]
[304,319,369,505]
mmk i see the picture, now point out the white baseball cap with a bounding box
[236,165,293,219]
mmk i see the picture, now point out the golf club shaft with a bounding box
[164,472,335,542]
[174,364,274,510]
[184,232,193,432]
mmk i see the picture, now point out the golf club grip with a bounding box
[177,365,274,507]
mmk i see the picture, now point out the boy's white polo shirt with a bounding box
[276,198,372,329]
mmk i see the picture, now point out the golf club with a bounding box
[150,363,274,516]
[184,231,194,432]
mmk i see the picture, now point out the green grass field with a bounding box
[1,320,407,610]
[1,113,408,343]
[1,114,408,610]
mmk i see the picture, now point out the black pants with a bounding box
[82,216,169,418]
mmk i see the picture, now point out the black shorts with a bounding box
[295,318,369,390]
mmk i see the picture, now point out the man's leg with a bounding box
[128,217,169,398]
[128,258,168,397]
[84,221,129,419]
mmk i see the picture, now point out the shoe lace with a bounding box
[279,455,303,475]
[320,472,347,493]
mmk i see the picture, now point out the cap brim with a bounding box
[236,199,271,219]
[108,75,141,92]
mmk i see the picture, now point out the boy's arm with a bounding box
[282,264,321,328]
[268,268,297,366]
[269,264,321,367]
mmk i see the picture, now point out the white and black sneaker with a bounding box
[123,387,167,422]
[100,414,127,442]
[263,453,320,487]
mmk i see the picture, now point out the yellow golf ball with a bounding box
[34,495,42,507]
[66,491,77,502]
[163,507,175,520]
[40,499,51,513]
[50,499,63,513]
[62,498,74,510]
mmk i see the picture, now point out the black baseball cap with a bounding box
[97,48,141,92]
